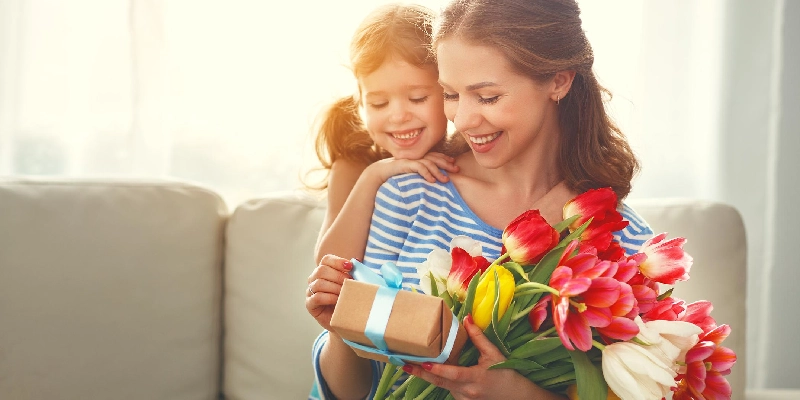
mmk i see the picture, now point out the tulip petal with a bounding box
[583,277,621,308]
[598,316,639,341]
[702,371,733,399]
[707,346,737,372]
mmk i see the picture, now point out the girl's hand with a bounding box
[305,254,353,331]
[402,314,558,400]
[369,152,459,183]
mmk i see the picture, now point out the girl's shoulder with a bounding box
[615,202,655,255]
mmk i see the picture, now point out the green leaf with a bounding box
[538,370,577,388]
[509,337,564,359]
[488,358,545,372]
[568,350,607,400]
[503,261,529,282]
[441,290,454,309]
[525,363,575,383]
[496,298,515,341]
[458,273,480,320]
[429,271,439,297]
[552,214,581,233]
[533,346,571,365]
[558,218,592,248]
[527,248,564,286]
[657,287,674,301]
[485,269,510,357]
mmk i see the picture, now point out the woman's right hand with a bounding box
[368,152,459,183]
[305,254,353,331]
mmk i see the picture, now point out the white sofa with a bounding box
[0,178,776,399]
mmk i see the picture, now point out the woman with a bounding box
[306,0,653,398]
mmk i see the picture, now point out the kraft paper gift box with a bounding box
[330,279,467,365]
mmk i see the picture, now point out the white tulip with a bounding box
[635,316,702,371]
[602,342,677,400]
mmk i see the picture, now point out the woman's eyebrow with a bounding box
[438,80,499,91]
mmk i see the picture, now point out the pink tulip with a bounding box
[673,325,736,400]
[638,233,692,284]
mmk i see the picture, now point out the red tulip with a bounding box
[563,188,629,251]
[446,247,490,301]
[501,209,559,265]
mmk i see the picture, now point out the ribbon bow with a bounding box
[345,259,460,366]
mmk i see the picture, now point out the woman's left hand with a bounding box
[402,314,557,400]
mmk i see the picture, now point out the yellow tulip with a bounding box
[471,265,515,330]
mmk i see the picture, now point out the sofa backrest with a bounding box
[223,192,325,400]
[0,179,227,400]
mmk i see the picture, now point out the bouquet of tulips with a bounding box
[373,188,737,400]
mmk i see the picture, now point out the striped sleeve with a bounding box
[363,175,423,270]
[615,203,654,255]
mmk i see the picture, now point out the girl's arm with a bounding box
[314,153,457,264]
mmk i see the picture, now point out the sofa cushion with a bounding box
[629,198,747,397]
[0,179,227,400]
[223,192,325,400]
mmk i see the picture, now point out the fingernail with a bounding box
[421,362,433,371]
[465,314,473,326]
[402,364,413,374]
[343,261,353,270]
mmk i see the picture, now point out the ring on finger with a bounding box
[307,285,316,295]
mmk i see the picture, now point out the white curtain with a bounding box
[0,0,797,390]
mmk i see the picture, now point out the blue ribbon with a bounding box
[345,259,460,366]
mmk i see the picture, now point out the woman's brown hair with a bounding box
[433,0,639,199]
[308,4,438,190]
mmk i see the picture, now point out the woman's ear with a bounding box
[551,70,576,102]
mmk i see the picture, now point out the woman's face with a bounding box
[436,37,558,169]
[359,57,448,160]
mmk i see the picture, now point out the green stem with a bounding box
[374,364,398,399]
[592,340,606,351]
[386,375,413,400]
[488,252,510,269]
[514,282,558,295]
[413,383,437,400]
[535,326,557,339]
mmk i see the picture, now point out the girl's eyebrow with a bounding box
[438,80,499,91]
[365,84,435,97]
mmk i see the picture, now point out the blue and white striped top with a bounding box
[309,173,653,400]
[360,173,653,289]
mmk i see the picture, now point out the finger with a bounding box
[408,162,437,183]
[416,159,449,182]
[424,152,455,163]
[307,276,345,296]
[305,291,339,311]
[309,264,351,286]
[318,254,354,274]
[401,363,460,392]
[424,153,459,173]
[464,314,506,361]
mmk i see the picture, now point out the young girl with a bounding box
[309,3,457,267]
[308,0,654,398]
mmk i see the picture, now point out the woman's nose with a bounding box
[453,102,481,132]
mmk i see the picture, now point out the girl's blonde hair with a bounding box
[309,4,439,190]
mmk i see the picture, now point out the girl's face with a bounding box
[359,57,448,159]
[436,37,559,169]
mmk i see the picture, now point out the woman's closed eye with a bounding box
[410,96,429,104]
[478,95,500,105]
[443,92,458,101]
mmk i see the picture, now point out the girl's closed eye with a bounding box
[368,102,388,109]
[409,96,429,104]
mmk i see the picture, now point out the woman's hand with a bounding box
[368,152,459,183]
[305,254,353,331]
[402,314,564,400]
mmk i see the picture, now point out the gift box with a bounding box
[330,279,467,365]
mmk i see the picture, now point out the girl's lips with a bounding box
[388,128,424,148]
